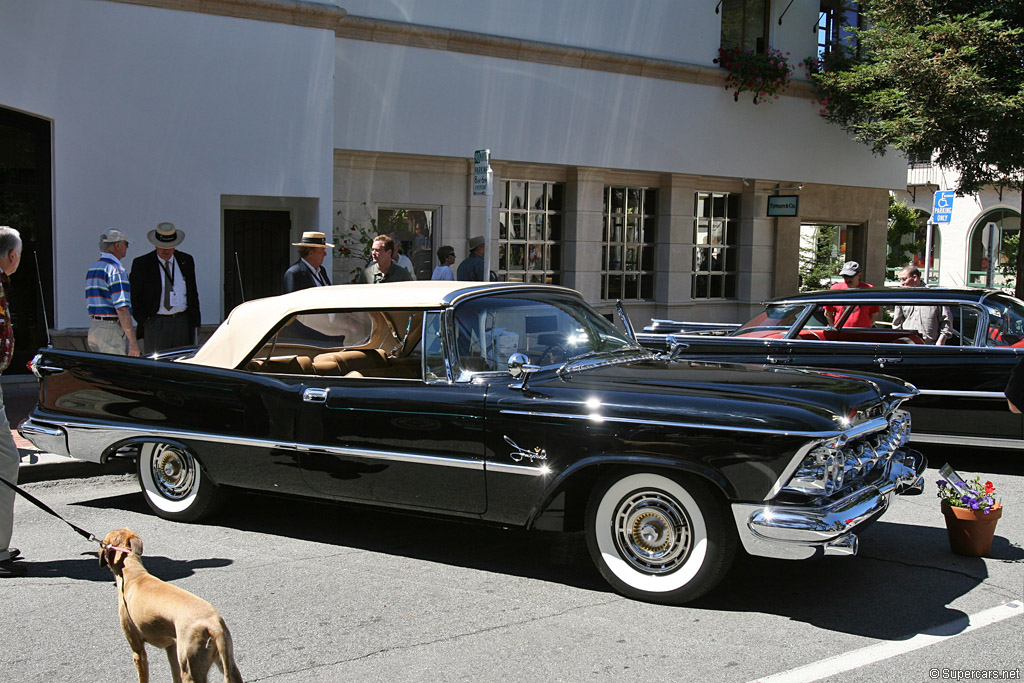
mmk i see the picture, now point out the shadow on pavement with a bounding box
[19,458,134,484]
[690,517,1022,638]
[17,549,235,583]
[73,488,608,594]
[70,484,1021,641]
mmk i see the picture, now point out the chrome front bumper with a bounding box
[732,448,926,560]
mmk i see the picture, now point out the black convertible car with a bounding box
[21,282,924,604]
[639,287,1024,450]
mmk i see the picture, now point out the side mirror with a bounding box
[666,335,690,359]
[507,352,541,390]
[507,352,540,378]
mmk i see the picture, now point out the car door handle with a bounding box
[874,357,903,367]
[767,356,791,364]
[302,387,328,403]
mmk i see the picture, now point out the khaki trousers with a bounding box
[0,382,19,561]
[87,318,126,355]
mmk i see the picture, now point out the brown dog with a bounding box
[99,528,243,683]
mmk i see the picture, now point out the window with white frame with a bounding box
[601,187,657,300]
[693,192,739,299]
[968,209,1020,290]
[497,180,563,284]
[817,0,860,60]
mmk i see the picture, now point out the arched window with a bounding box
[968,209,1021,289]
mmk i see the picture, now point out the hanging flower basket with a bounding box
[714,46,793,105]
[936,466,1001,557]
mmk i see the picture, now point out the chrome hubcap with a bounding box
[613,490,691,574]
[150,446,196,501]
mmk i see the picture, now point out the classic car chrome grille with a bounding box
[783,410,912,496]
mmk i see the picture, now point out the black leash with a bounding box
[0,474,102,546]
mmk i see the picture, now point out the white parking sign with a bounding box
[932,190,954,223]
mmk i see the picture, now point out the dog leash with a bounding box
[0,473,106,548]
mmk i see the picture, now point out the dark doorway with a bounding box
[223,209,291,316]
[0,107,54,374]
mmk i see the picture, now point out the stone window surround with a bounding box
[601,186,657,301]
[496,179,564,286]
[692,190,740,300]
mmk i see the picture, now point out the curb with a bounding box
[18,448,134,484]
[17,435,134,483]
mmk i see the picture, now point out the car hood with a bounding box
[522,357,916,436]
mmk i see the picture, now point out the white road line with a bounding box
[749,601,1023,683]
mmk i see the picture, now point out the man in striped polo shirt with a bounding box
[85,228,140,356]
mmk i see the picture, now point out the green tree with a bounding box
[811,0,1024,294]
[887,195,922,276]
[799,225,843,292]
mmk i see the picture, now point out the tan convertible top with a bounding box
[183,281,574,369]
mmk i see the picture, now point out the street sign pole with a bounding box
[473,149,493,282]
[924,222,935,284]
[928,190,954,286]
[985,220,999,287]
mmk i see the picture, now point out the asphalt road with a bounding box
[1,443,1021,683]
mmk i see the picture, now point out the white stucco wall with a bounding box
[333,0,824,68]
[334,0,721,63]
[334,37,905,190]
[0,0,336,327]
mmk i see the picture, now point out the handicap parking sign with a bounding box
[932,190,955,223]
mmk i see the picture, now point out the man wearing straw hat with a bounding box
[283,231,334,293]
[129,222,201,354]
[85,228,141,357]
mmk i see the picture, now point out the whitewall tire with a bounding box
[585,471,736,604]
[137,442,224,522]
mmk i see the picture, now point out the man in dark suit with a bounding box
[283,231,334,293]
[129,222,201,354]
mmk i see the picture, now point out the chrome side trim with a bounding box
[487,462,551,477]
[497,409,841,439]
[917,389,1006,399]
[911,432,1024,449]
[25,418,504,472]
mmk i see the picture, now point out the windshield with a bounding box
[985,294,1024,347]
[452,293,634,374]
[734,303,807,335]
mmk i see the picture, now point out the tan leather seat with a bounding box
[338,349,388,370]
[257,356,314,374]
[313,349,388,373]
[312,355,349,375]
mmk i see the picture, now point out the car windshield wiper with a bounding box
[557,345,651,377]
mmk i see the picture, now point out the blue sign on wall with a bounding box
[932,190,955,223]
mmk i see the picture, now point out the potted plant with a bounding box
[714,46,792,105]
[936,465,1002,557]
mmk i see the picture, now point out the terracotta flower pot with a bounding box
[941,500,1002,557]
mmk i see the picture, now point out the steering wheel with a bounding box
[537,343,567,366]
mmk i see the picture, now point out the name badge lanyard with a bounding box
[159,259,176,309]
